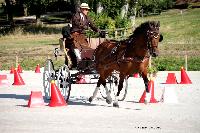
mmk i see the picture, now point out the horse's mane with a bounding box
[128,21,151,39]
[105,21,155,45]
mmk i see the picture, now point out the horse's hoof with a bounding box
[106,98,112,104]
[113,102,119,108]
[89,97,93,103]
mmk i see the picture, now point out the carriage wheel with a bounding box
[43,59,55,100]
[56,64,71,102]
[99,73,128,101]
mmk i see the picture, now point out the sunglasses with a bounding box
[82,8,89,11]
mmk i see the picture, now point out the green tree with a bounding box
[24,0,49,23]
[136,0,174,16]
[99,0,126,19]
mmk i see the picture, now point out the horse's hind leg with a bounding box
[113,75,125,107]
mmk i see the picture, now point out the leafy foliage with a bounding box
[24,0,47,17]
[86,11,131,37]
[115,15,131,28]
[99,0,126,19]
[153,57,200,71]
[136,0,174,16]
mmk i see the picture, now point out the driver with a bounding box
[65,3,101,69]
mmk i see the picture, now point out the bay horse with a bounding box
[89,21,163,107]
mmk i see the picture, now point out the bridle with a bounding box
[146,28,160,56]
[120,27,160,63]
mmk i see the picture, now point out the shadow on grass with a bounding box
[0,23,64,36]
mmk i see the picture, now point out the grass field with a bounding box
[136,8,200,50]
[0,8,200,70]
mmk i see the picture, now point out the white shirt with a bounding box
[80,13,84,21]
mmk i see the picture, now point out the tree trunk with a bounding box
[36,15,41,24]
[5,0,14,26]
[121,0,129,18]
[88,0,97,13]
[97,2,103,13]
[35,0,42,24]
[71,0,80,13]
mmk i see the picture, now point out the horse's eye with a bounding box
[153,32,158,36]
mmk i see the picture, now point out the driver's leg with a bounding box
[65,40,77,68]
[68,45,77,68]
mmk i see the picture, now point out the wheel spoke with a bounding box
[57,65,71,100]
[43,59,55,99]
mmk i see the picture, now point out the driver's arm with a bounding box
[87,17,99,33]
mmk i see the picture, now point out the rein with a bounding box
[118,29,159,63]
[95,24,160,69]
[122,56,150,63]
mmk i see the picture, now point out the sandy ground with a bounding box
[0,70,200,133]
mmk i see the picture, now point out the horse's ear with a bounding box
[149,21,153,29]
[157,21,160,27]
[159,34,163,42]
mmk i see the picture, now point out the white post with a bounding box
[15,55,18,68]
[130,16,135,27]
[115,30,118,40]
[185,54,188,71]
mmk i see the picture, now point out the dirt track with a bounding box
[0,70,200,133]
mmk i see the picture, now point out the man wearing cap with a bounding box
[66,3,101,68]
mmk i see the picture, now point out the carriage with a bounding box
[43,21,162,107]
[43,37,128,102]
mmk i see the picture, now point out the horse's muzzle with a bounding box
[151,51,158,57]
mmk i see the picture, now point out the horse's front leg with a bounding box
[89,77,101,103]
[113,75,125,107]
[141,71,150,103]
[102,78,112,104]
[89,76,112,104]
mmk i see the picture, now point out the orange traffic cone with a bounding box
[133,73,139,78]
[76,74,87,84]
[17,64,23,73]
[12,69,25,85]
[139,79,157,103]
[10,65,15,74]
[180,67,192,84]
[28,91,45,107]
[49,80,67,107]
[165,73,178,84]
[35,64,41,73]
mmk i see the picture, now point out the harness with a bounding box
[117,29,160,64]
[95,27,160,69]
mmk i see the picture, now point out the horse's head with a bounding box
[146,21,163,57]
